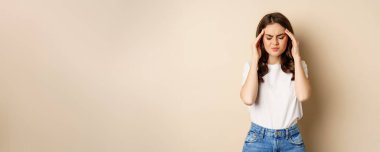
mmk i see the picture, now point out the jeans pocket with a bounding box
[244,131,258,143]
[288,132,304,145]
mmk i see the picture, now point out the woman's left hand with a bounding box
[285,29,301,61]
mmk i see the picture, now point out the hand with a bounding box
[285,29,301,61]
[251,29,264,63]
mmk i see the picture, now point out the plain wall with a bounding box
[0,0,379,151]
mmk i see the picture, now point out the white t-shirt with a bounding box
[241,60,309,129]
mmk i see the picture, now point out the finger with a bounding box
[255,29,265,44]
[251,29,264,42]
[284,29,294,40]
[285,29,297,44]
[259,29,265,38]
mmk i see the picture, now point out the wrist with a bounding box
[293,56,302,62]
[250,58,259,65]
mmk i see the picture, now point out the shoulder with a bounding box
[301,60,307,65]
[245,58,251,65]
[243,59,251,69]
[300,60,309,77]
[301,60,308,69]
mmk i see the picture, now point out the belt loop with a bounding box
[286,128,289,139]
[261,128,265,139]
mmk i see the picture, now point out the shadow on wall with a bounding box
[296,26,331,151]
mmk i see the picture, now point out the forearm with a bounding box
[294,59,312,102]
[240,60,259,106]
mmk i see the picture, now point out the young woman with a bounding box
[240,12,311,152]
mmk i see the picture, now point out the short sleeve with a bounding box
[241,61,251,86]
[301,60,309,78]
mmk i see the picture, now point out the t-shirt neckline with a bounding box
[267,63,281,69]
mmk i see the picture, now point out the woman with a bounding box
[240,12,311,152]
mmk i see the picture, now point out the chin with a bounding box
[267,49,285,56]
[267,52,282,57]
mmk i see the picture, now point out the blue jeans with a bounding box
[242,122,306,152]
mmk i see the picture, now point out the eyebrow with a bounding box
[265,33,285,37]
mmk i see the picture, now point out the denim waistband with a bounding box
[249,122,300,139]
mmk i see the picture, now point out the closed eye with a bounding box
[266,36,284,40]
[265,33,285,40]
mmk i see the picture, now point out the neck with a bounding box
[268,56,281,64]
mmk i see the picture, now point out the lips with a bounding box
[271,48,279,51]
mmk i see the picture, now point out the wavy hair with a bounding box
[256,12,295,82]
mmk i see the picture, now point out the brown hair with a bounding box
[256,12,295,82]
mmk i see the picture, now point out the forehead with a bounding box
[264,23,285,35]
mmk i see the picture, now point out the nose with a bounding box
[271,38,279,45]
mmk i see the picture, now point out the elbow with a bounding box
[242,98,254,106]
[240,92,255,106]
[240,86,258,106]
[297,89,312,102]
[297,96,310,102]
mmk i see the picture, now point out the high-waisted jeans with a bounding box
[242,122,306,152]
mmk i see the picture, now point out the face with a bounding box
[263,23,289,57]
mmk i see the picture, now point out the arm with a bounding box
[294,59,312,102]
[285,29,312,102]
[240,29,265,106]
[240,60,259,106]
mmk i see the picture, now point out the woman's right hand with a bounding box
[251,29,264,63]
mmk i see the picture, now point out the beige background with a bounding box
[0,0,379,151]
